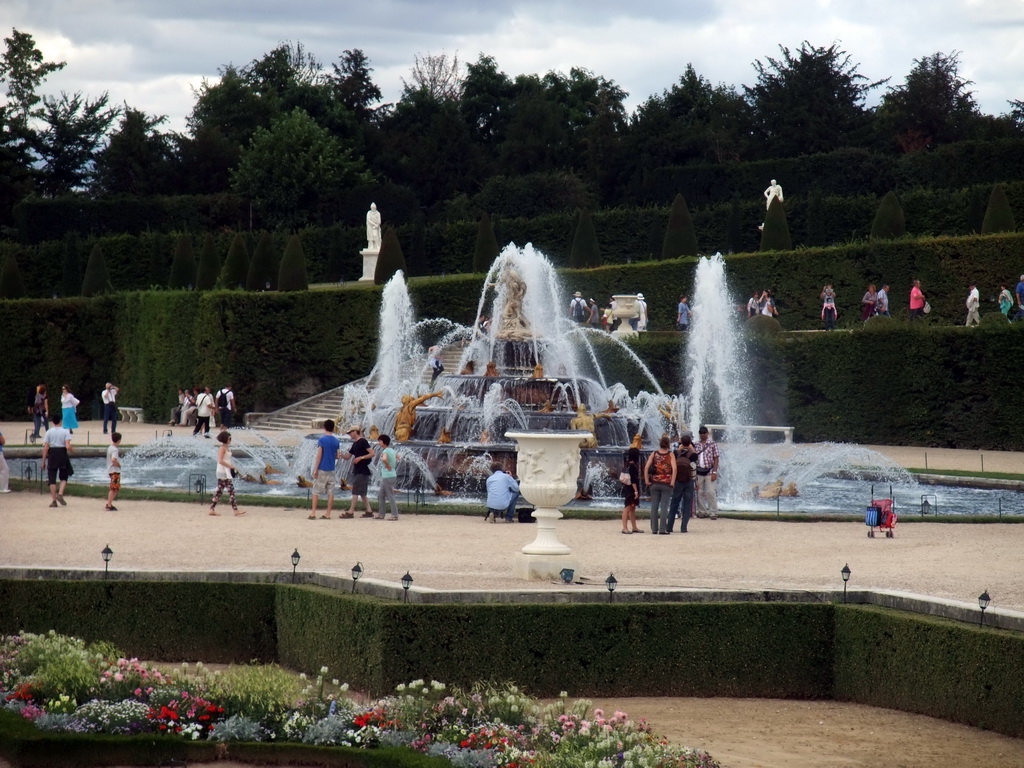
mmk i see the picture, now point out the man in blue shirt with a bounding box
[1013,276,1024,321]
[485,462,520,524]
[310,419,341,519]
[676,295,690,331]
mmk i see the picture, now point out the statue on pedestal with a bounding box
[395,390,443,441]
[366,203,382,252]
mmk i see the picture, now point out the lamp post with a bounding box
[841,563,851,604]
[291,549,300,583]
[401,571,413,603]
[605,573,617,603]
[101,545,113,578]
[979,590,991,627]
[351,562,363,594]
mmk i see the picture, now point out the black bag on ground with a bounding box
[517,507,536,523]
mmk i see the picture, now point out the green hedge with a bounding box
[4,579,1024,740]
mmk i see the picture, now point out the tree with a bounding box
[196,233,221,290]
[460,54,516,150]
[278,234,308,291]
[472,212,500,272]
[569,208,601,268]
[220,233,250,289]
[744,42,885,157]
[231,108,371,229]
[877,52,980,152]
[759,197,792,251]
[0,251,25,298]
[981,183,1016,234]
[93,106,171,195]
[661,193,698,259]
[402,51,462,101]
[81,243,111,296]
[246,230,278,290]
[374,226,407,285]
[329,49,382,121]
[870,191,906,239]
[34,91,119,195]
[168,235,197,290]
[0,28,65,132]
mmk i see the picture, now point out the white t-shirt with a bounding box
[102,387,118,404]
[43,427,71,448]
[106,444,120,474]
[197,392,214,417]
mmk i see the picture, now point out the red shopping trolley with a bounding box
[865,485,897,538]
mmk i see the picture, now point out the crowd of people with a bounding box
[168,385,236,435]
[26,382,121,440]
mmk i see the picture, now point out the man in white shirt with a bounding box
[965,283,981,326]
[216,385,235,427]
[101,382,119,434]
[193,387,215,438]
[875,285,890,316]
[41,414,73,507]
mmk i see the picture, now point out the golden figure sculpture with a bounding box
[368,425,380,440]
[602,399,619,414]
[395,391,443,441]
[538,399,554,413]
[495,266,532,340]
[629,433,643,451]
[569,404,609,449]
[437,427,453,444]
[532,363,545,378]
[460,360,476,375]
[484,361,499,377]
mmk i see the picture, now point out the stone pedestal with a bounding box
[506,430,589,580]
[359,249,379,282]
[611,294,639,338]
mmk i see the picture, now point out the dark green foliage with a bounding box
[862,314,897,332]
[981,183,1016,234]
[804,188,826,246]
[60,231,81,298]
[979,311,1009,328]
[745,314,782,335]
[569,208,601,268]
[219,233,250,290]
[471,212,500,273]
[246,230,278,291]
[759,198,792,251]
[277,234,308,291]
[80,244,111,296]
[661,193,698,259]
[196,233,220,290]
[167,235,196,290]
[0,253,25,299]
[870,191,906,239]
[374,226,407,285]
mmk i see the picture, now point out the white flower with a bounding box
[332,679,340,686]
[320,666,329,675]
[340,683,350,692]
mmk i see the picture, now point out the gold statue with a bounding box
[781,482,799,497]
[460,360,476,375]
[538,399,554,413]
[532,363,544,378]
[480,429,491,443]
[495,266,532,341]
[264,463,284,475]
[569,404,608,449]
[484,361,499,377]
[629,433,642,451]
[438,427,453,444]
[296,475,313,488]
[395,391,443,442]
[602,399,619,414]
[368,425,380,440]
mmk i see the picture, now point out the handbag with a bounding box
[923,301,932,314]
[618,470,631,485]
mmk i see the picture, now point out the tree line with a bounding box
[1,30,1022,234]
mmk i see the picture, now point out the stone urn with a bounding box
[611,294,639,338]
[506,430,589,580]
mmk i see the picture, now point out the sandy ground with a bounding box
[3,425,1024,766]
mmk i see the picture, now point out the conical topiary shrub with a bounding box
[196,233,220,290]
[168,235,197,290]
[0,252,26,299]
[81,243,111,296]
[569,208,601,268]
[246,231,278,291]
[759,197,792,251]
[981,183,1016,234]
[374,226,407,285]
[472,212,500,273]
[661,193,698,259]
[870,191,906,240]
[219,233,250,290]
[277,234,309,291]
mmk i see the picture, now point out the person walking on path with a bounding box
[860,285,877,321]
[193,387,215,437]
[636,293,649,331]
[999,284,1013,316]
[0,429,9,493]
[60,385,80,433]
[909,280,927,321]
[30,385,48,440]
[677,295,690,331]
[428,345,444,385]
[644,436,677,534]
[588,298,600,329]
[105,432,121,511]
[668,434,698,532]
[310,419,341,519]
[965,283,981,326]
[876,284,891,317]
[376,434,400,520]
[694,425,719,520]
[569,291,589,324]
[41,414,72,508]
[485,462,519,524]
[216,385,235,428]
[621,446,643,534]
[342,425,375,518]
[209,431,245,516]
[101,382,119,434]
[820,285,837,330]
[1014,276,1024,322]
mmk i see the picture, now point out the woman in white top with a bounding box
[60,385,80,432]
[209,431,245,516]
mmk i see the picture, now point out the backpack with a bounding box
[217,390,228,408]
[572,298,587,321]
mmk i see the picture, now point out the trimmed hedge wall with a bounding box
[4,580,1024,740]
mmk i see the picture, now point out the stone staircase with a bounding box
[248,345,465,432]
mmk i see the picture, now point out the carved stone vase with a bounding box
[506,430,589,579]
[611,294,639,338]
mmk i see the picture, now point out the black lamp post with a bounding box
[841,563,851,604]
[291,549,300,582]
[605,573,617,603]
[401,571,413,602]
[101,544,113,578]
[351,562,363,594]
[979,590,991,627]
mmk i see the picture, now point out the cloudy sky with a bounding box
[4,0,1023,133]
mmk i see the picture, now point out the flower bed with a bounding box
[0,630,718,768]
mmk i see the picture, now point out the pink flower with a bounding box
[114,673,124,682]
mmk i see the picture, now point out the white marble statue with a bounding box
[763,179,784,209]
[366,203,382,252]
